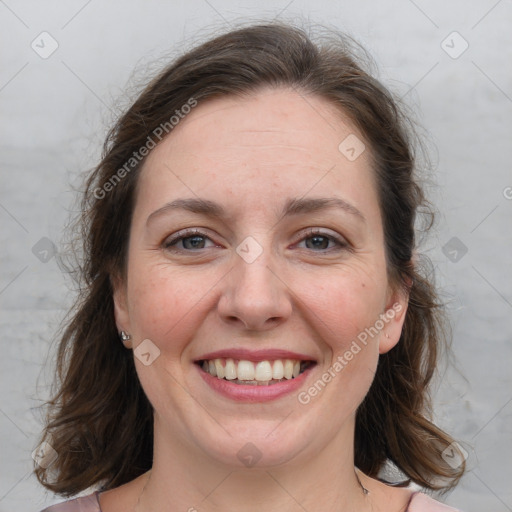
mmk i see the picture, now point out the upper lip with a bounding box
[195,348,317,363]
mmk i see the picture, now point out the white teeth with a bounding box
[214,359,225,379]
[224,358,237,380]
[272,360,284,379]
[284,360,294,379]
[237,360,255,380]
[255,361,273,381]
[201,357,311,383]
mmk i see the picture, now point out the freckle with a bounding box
[361,282,366,288]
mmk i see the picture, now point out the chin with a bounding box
[180,409,331,471]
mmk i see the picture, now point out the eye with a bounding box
[163,229,217,251]
[295,229,348,252]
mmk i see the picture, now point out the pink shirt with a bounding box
[41,491,462,511]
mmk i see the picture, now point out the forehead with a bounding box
[135,87,380,224]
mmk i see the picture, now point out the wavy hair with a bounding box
[35,22,465,496]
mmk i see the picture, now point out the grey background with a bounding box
[1,1,511,511]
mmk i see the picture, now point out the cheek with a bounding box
[126,261,221,348]
[125,265,216,408]
[298,271,386,415]
[294,265,388,353]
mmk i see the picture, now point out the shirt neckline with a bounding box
[94,491,103,512]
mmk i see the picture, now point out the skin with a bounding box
[105,87,412,512]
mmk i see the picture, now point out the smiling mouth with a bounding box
[197,358,316,385]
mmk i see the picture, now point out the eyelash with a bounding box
[162,228,349,253]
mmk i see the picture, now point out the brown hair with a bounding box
[35,22,465,496]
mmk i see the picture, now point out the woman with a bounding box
[35,22,465,511]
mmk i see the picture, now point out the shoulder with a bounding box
[408,492,463,512]
[40,492,101,512]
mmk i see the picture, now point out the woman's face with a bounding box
[114,88,407,468]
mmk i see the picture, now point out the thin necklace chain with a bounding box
[134,470,151,512]
[355,469,370,495]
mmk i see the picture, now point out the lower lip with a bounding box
[197,364,314,402]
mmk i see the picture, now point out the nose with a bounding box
[217,250,292,332]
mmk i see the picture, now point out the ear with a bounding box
[378,282,410,355]
[111,273,132,348]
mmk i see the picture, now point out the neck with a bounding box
[137,416,371,512]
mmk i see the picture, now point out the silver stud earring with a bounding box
[119,331,132,348]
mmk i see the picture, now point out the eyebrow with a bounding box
[146,196,365,226]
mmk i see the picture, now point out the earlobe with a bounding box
[119,331,133,349]
[111,274,131,345]
[378,289,409,354]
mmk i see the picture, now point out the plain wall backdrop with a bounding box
[1,1,511,511]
